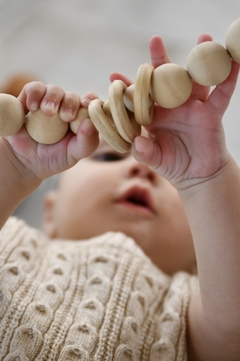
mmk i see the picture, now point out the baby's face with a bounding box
[44,137,196,274]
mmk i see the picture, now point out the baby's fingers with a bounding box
[109,72,133,86]
[59,92,81,122]
[149,35,171,68]
[67,118,99,163]
[18,81,46,113]
[208,60,239,116]
[39,84,65,116]
[19,82,66,116]
[132,135,161,172]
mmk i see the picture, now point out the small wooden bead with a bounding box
[70,107,90,134]
[123,84,135,112]
[226,18,240,64]
[0,94,25,136]
[151,63,192,108]
[187,41,231,86]
[26,109,68,144]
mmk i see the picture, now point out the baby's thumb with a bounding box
[132,135,161,172]
[71,118,99,161]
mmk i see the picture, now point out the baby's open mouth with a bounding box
[118,187,155,214]
[126,194,150,208]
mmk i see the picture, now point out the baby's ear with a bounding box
[42,191,58,238]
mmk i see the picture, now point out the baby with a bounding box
[0,33,240,361]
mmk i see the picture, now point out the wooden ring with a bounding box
[134,63,154,125]
[88,99,131,153]
[108,80,141,143]
[123,83,153,113]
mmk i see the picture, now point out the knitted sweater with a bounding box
[0,217,199,361]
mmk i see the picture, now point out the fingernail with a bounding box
[60,108,74,121]
[30,101,39,112]
[44,101,57,111]
[81,98,91,107]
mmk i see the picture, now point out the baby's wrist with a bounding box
[178,155,240,207]
[0,138,42,201]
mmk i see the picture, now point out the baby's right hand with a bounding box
[0,81,99,185]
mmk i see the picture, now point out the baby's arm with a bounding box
[130,36,240,360]
[183,145,240,361]
[0,82,99,229]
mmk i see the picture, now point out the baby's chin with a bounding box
[50,221,152,248]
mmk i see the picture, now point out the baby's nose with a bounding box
[126,158,158,183]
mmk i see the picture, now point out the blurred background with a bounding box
[1,0,240,228]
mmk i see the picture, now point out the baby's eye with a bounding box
[93,152,124,162]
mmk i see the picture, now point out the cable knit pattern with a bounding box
[0,217,199,360]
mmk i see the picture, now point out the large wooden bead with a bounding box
[187,41,231,86]
[151,63,192,108]
[226,18,240,64]
[26,110,68,144]
[0,94,25,136]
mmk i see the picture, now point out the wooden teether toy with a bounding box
[88,99,131,153]
[133,63,154,125]
[151,63,192,108]
[226,18,240,64]
[108,80,141,142]
[187,42,232,86]
[26,110,68,144]
[0,94,25,136]
[69,106,90,134]
[0,18,240,151]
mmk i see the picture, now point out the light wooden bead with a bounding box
[123,84,135,112]
[226,18,240,64]
[0,94,25,136]
[70,107,90,134]
[151,63,192,108]
[187,41,231,86]
[26,109,68,144]
[123,83,153,114]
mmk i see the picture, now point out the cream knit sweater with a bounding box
[0,217,199,361]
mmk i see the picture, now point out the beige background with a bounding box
[1,0,240,227]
